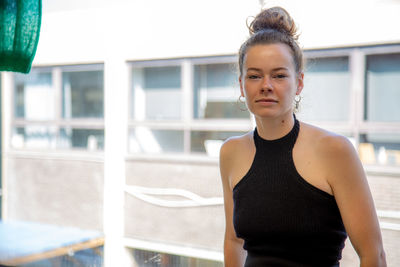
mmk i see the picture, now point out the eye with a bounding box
[247,74,261,80]
[274,74,288,79]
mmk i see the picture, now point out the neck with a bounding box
[255,113,295,140]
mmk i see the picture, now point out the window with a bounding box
[129,128,184,154]
[365,53,400,122]
[128,49,400,161]
[130,64,185,155]
[193,63,248,119]
[12,65,104,150]
[14,71,54,120]
[59,128,104,150]
[129,59,251,157]
[300,57,350,122]
[356,52,400,166]
[132,66,182,120]
[13,69,56,149]
[62,71,103,118]
[60,69,104,150]
[12,126,58,149]
[359,133,400,165]
[191,130,245,156]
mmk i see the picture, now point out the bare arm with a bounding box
[323,136,386,267]
[223,187,247,267]
[220,140,247,267]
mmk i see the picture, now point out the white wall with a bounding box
[266,0,400,49]
[34,0,400,66]
[34,0,258,65]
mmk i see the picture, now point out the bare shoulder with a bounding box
[299,121,355,157]
[220,131,255,188]
[220,131,254,161]
[299,121,363,186]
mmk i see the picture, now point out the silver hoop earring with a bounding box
[294,95,302,111]
[237,95,248,111]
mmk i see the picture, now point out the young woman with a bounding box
[220,6,386,267]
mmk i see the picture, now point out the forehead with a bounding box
[244,43,295,70]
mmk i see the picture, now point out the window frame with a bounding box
[127,46,400,167]
[11,64,105,152]
[9,45,400,166]
[128,57,253,157]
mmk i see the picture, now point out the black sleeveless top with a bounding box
[233,118,347,267]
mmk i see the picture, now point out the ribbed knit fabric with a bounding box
[0,0,42,73]
[233,118,347,267]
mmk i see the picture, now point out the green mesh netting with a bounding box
[0,0,42,73]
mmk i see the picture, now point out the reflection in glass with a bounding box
[132,66,182,120]
[300,57,350,121]
[194,64,248,119]
[129,128,184,154]
[59,128,104,150]
[14,71,54,120]
[366,53,400,122]
[359,133,400,166]
[12,126,57,149]
[62,71,104,118]
[11,127,104,150]
[191,131,246,156]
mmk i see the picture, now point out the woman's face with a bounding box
[239,43,303,119]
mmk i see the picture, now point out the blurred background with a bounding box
[1,0,400,266]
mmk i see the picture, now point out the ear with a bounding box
[239,76,245,97]
[296,72,304,95]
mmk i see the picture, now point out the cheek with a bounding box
[241,81,250,95]
[277,83,296,101]
[243,86,256,98]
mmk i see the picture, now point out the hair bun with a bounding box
[249,7,298,40]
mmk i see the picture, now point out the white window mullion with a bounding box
[53,67,62,149]
[349,49,365,146]
[181,60,193,154]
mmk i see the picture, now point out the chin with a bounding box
[253,111,278,119]
[252,109,293,119]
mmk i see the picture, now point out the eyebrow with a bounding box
[246,67,289,72]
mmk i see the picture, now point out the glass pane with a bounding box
[11,127,104,150]
[359,133,400,166]
[194,64,249,119]
[191,130,246,156]
[59,128,104,150]
[366,53,400,122]
[129,127,184,153]
[62,70,104,118]
[14,71,54,120]
[11,126,57,149]
[299,57,350,121]
[132,66,182,120]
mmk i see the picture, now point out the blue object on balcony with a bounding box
[0,220,104,266]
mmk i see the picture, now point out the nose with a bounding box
[261,76,273,93]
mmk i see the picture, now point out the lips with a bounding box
[255,98,278,103]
